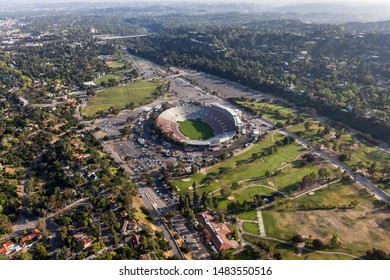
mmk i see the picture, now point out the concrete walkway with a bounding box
[256,209,266,237]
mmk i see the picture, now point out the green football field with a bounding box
[178,119,215,140]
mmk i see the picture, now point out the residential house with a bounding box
[20,229,42,248]
[125,234,142,248]
[0,241,22,255]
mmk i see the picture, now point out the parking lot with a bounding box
[111,138,171,174]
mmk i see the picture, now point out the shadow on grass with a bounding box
[278,183,298,194]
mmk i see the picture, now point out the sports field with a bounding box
[178,119,214,140]
[82,80,162,117]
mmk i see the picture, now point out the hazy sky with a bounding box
[7,0,390,4]
[3,0,390,10]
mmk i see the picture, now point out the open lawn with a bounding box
[343,135,390,170]
[236,211,257,220]
[171,133,282,192]
[262,182,390,256]
[178,119,214,140]
[197,142,306,194]
[106,61,125,68]
[262,164,325,194]
[82,80,162,117]
[216,161,327,214]
[95,74,122,85]
[238,101,297,123]
[242,222,260,235]
[218,185,275,210]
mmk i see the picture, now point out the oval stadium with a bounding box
[156,103,244,147]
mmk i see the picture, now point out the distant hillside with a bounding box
[343,20,390,34]
[273,3,390,23]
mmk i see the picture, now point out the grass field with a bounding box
[82,80,162,117]
[197,142,305,194]
[215,160,327,212]
[242,222,260,235]
[171,133,285,192]
[236,211,258,220]
[218,185,275,209]
[178,119,215,140]
[106,61,125,68]
[238,101,297,123]
[262,182,390,256]
[95,74,122,85]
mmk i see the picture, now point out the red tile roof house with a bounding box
[80,237,93,250]
[196,212,237,252]
[73,233,93,251]
[20,229,42,248]
[0,241,22,256]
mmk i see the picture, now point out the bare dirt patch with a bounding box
[133,197,159,232]
[263,183,390,255]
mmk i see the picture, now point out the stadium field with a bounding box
[178,119,215,140]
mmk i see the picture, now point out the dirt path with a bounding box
[291,179,340,200]
[242,232,362,259]
[271,130,276,143]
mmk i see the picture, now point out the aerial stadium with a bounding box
[156,103,244,147]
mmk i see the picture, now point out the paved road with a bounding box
[170,215,211,260]
[279,129,390,203]
[139,190,183,259]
